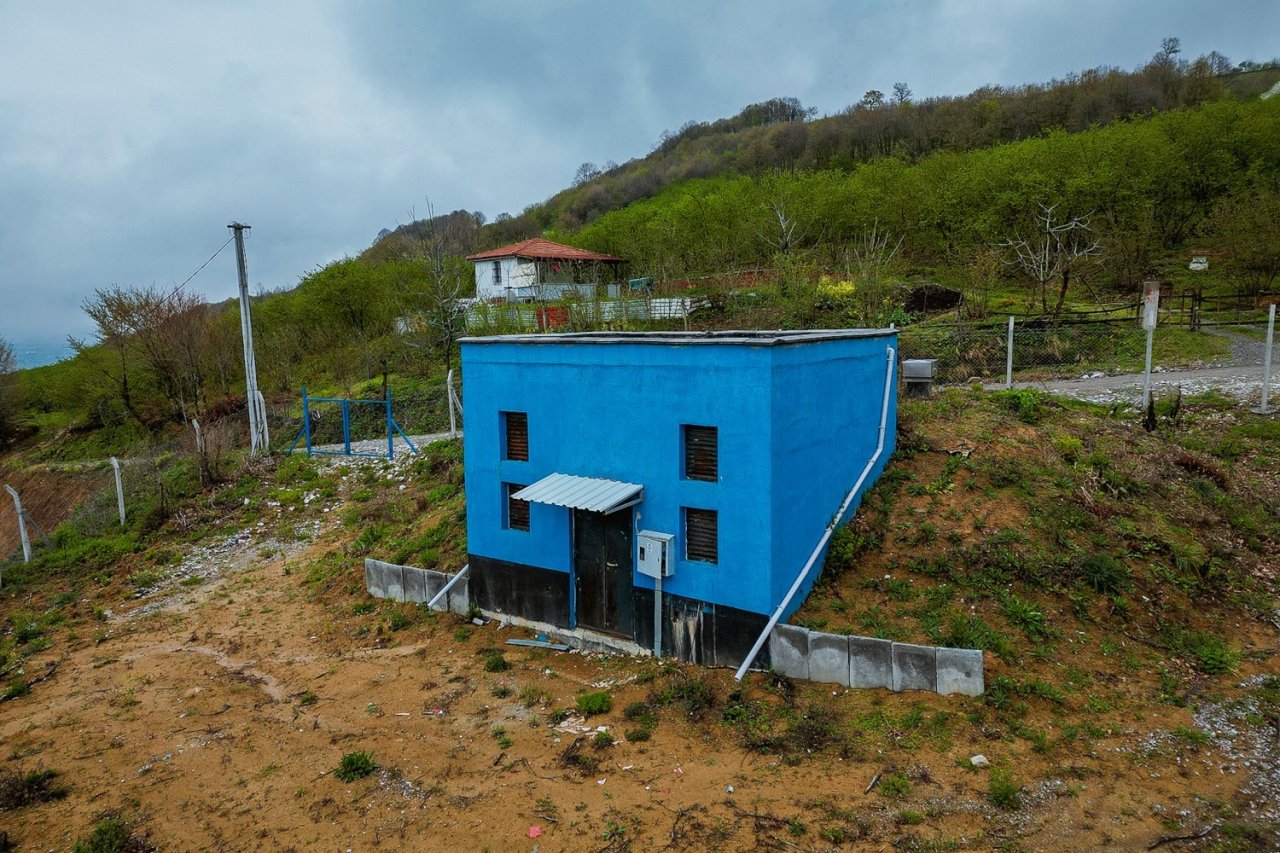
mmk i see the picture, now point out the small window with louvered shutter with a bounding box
[684,507,718,564]
[502,411,528,461]
[505,483,530,531]
[682,425,717,481]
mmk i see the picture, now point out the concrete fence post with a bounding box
[447,369,458,438]
[1005,315,1015,389]
[4,484,31,565]
[1254,303,1276,415]
[111,457,126,526]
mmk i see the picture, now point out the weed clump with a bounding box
[483,651,512,673]
[1079,553,1130,594]
[0,768,68,811]
[987,767,1022,810]
[71,814,154,853]
[576,690,612,716]
[334,751,379,782]
[650,668,715,718]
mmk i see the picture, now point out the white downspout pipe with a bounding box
[734,345,897,682]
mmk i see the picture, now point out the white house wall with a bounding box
[475,257,544,301]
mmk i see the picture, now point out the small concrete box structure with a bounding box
[461,329,898,669]
[902,359,938,398]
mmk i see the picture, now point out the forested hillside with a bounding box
[2,45,1278,457]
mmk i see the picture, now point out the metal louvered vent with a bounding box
[683,425,718,481]
[507,483,530,531]
[504,411,528,461]
[685,508,718,564]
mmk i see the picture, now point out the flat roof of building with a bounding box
[460,329,896,347]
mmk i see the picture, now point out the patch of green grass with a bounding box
[71,814,151,853]
[878,772,911,799]
[576,690,612,716]
[333,751,379,782]
[483,652,511,673]
[987,767,1022,810]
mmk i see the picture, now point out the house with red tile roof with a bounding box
[465,238,626,302]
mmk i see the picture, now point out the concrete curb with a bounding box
[363,558,469,616]
[767,625,983,696]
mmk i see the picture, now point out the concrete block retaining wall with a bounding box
[363,558,470,616]
[769,624,984,697]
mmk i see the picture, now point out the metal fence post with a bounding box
[385,390,395,460]
[341,399,351,455]
[111,457,126,526]
[1005,316,1015,389]
[301,387,313,456]
[4,484,31,565]
[1254,303,1276,415]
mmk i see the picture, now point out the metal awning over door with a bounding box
[512,474,643,514]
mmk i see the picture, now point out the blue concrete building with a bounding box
[460,329,898,669]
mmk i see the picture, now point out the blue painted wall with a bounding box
[461,331,897,620]
[769,338,898,618]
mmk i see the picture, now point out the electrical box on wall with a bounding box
[636,531,675,579]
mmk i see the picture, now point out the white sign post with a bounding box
[1141,281,1160,410]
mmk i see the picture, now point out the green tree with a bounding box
[1205,183,1280,295]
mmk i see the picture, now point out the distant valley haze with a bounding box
[1,0,1277,365]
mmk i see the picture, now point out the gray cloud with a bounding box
[1,0,1276,360]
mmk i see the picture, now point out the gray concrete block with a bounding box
[891,642,937,692]
[936,647,984,697]
[403,567,429,604]
[368,559,404,602]
[849,636,893,690]
[364,558,398,599]
[769,624,810,681]
[808,632,851,687]
[446,576,470,616]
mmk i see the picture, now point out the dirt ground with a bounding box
[0,510,1268,852]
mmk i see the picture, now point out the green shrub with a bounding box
[0,768,68,810]
[334,751,379,782]
[483,652,511,672]
[878,773,911,799]
[1079,553,1130,594]
[987,768,1021,810]
[71,815,148,853]
[576,690,612,716]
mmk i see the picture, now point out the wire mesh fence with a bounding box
[898,318,1272,386]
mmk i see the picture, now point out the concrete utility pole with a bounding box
[4,484,31,565]
[230,222,269,454]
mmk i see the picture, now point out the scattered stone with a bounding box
[970,754,990,768]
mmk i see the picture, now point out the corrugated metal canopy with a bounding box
[512,474,643,514]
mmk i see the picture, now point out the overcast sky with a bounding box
[1,1,1276,363]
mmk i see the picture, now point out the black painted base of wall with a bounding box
[468,554,771,670]
[469,555,571,628]
[633,587,771,670]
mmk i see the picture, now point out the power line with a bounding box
[160,234,235,305]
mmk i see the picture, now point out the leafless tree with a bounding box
[1001,203,1103,318]
[851,220,904,281]
[72,286,219,424]
[402,199,470,371]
